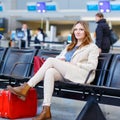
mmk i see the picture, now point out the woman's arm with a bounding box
[76,45,99,71]
[55,46,68,60]
[96,25,103,49]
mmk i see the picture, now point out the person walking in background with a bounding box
[34,28,44,49]
[95,12,110,53]
[7,21,99,120]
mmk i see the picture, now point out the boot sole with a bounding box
[7,86,26,101]
[32,118,52,120]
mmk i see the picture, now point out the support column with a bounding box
[7,16,21,32]
[3,0,18,32]
[40,17,44,29]
[45,19,50,39]
[4,0,17,10]
[46,19,49,33]
[88,21,97,42]
[108,21,112,29]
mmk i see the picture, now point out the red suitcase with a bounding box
[0,88,37,119]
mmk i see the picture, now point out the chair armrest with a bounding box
[0,60,4,64]
[0,60,4,68]
[84,69,109,84]
[10,62,33,75]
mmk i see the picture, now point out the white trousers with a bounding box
[28,57,75,106]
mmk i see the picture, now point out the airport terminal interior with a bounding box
[0,0,120,120]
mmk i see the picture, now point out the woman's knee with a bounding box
[45,57,57,67]
[46,68,56,75]
[45,68,63,81]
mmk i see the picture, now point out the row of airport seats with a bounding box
[0,47,60,87]
[0,47,120,119]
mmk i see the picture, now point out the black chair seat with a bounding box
[0,48,37,86]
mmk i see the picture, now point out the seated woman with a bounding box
[7,21,99,120]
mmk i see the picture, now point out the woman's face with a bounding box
[73,23,85,41]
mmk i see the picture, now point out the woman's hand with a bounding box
[98,48,102,53]
[59,58,65,61]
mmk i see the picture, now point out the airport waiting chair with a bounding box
[34,51,113,100]
[99,54,120,98]
[75,97,106,120]
[36,49,61,59]
[91,53,113,86]
[53,53,113,99]
[0,48,37,87]
[72,53,120,107]
[0,47,8,87]
[33,51,113,88]
[0,47,7,68]
[105,54,120,88]
[75,54,120,120]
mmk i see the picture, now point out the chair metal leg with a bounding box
[76,97,106,120]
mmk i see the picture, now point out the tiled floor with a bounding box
[0,97,120,120]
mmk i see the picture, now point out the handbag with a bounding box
[109,29,119,45]
[33,56,45,75]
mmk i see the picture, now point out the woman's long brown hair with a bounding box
[67,21,93,51]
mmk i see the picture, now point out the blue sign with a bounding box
[46,5,56,11]
[67,34,71,43]
[111,4,120,10]
[87,5,98,11]
[0,6,3,11]
[87,2,98,11]
[99,0,111,13]
[16,30,25,39]
[27,5,36,11]
[36,2,46,13]
[87,1,120,12]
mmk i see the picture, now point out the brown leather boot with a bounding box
[32,106,51,120]
[7,83,31,101]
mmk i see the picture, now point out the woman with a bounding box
[95,12,110,53]
[34,28,44,49]
[7,21,99,120]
